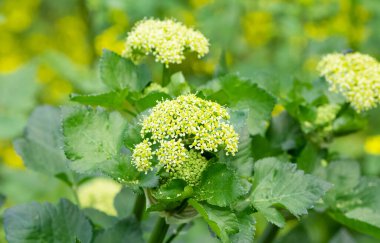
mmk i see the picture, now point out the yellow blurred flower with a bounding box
[0,143,24,169]
[364,135,380,155]
[242,11,274,47]
[95,26,125,56]
[190,0,214,9]
[78,178,122,216]
[272,104,285,117]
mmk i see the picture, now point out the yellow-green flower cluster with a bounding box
[123,19,209,67]
[141,94,239,155]
[131,94,239,185]
[156,140,188,172]
[317,52,380,112]
[315,104,341,126]
[131,139,153,172]
[171,150,209,186]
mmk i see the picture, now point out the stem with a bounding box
[132,193,146,221]
[165,223,187,243]
[257,223,280,243]
[71,185,81,207]
[161,65,170,87]
[148,216,170,243]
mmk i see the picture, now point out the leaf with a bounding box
[100,49,150,92]
[70,89,128,109]
[230,212,256,243]
[166,72,191,96]
[82,208,118,229]
[332,106,366,136]
[327,177,380,239]
[189,199,239,243]
[0,65,38,139]
[62,106,127,174]
[14,106,81,185]
[133,92,171,112]
[152,179,193,202]
[4,199,92,243]
[94,217,144,243]
[329,229,356,243]
[203,74,276,136]
[195,163,247,207]
[250,158,331,227]
[220,109,254,177]
[113,187,137,218]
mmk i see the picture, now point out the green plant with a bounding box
[3,18,380,243]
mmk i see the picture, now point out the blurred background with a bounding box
[1,0,380,242]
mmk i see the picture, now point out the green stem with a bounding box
[132,193,146,221]
[148,217,170,243]
[257,223,280,243]
[165,223,187,243]
[161,65,170,87]
[71,185,81,207]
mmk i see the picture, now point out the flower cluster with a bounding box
[123,19,209,67]
[317,52,380,112]
[131,94,239,185]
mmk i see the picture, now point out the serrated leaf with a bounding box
[250,158,331,227]
[230,212,256,243]
[14,106,82,185]
[327,177,380,239]
[70,89,128,109]
[133,92,171,112]
[189,199,239,243]
[100,49,150,92]
[94,217,144,243]
[203,74,276,136]
[4,199,92,243]
[113,187,137,219]
[195,163,246,207]
[62,106,127,174]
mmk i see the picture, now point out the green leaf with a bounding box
[250,158,331,227]
[94,217,144,243]
[113,187,137,218]
[4,199,92,243]
[203,74,276,136]
[166,72,191,96]
[100,49,150,92]
[152,179,193,202]
[82,208,118,229]
[62,106,127,174]
[0,65,38,139]
[189,199,239,243]
[323,160,380,238]
[14,106,81,185]
[230,212,256,243]
[70,89,128,109]
[133,92,171,112]
[195,163,246,207]
[332,106,366,136]
[329,229,356,243]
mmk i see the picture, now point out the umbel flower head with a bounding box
[317,52,380,112]
[123,18,209,67]
[131,94,239,186]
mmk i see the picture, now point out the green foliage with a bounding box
[195,163,247,207]
[189,199,239,243]
[4,199,92,243]
[93,217,144,243]
[100,49,150,92]
[201,74,276,136]
[62,106,127,174]
[0,65,38,139]
[14,106,82,186]
[324,160,380,239]
[250,158,331,227]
